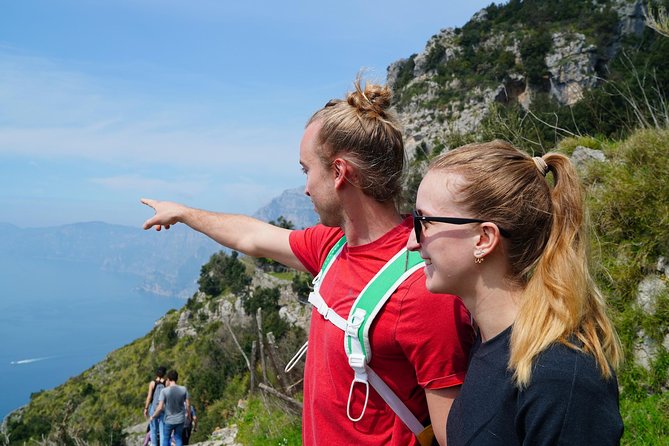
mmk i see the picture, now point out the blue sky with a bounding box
[1,0,494,228]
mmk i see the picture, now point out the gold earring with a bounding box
[474,249,485,264]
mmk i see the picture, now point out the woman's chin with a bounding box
[424,267,441,293]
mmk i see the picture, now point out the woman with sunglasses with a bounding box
[407,140,623,445]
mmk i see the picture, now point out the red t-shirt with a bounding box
[289,217,474,446]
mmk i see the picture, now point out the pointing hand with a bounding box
[140,198,185,231]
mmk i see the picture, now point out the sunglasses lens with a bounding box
[413,213,422,242]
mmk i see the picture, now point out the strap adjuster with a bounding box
[346,308,365,337]
[348,352,366,369]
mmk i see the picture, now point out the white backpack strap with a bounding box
[307,235,348,330]
[288,235,348,370]
[284,341,308,373]
[296,235,429,437]
[367,367,425,436]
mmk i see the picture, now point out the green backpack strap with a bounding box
[344,247,425,431]
[345,247,425,361]
[304,233,429,437]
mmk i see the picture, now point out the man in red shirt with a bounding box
[142,79,473,445]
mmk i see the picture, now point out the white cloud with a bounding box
[89,175,208,197]
[0,49,304,178]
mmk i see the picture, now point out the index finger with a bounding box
[140,198,157,209]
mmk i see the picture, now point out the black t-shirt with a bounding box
[447,326,623,445]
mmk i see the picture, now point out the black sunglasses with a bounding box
[412,210,511,241]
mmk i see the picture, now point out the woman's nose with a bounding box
[407,227,420,251]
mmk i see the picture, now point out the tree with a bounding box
[255,216,295,273]
[198,251,251,297]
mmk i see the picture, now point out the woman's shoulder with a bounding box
[518,342,623,445]
[530,342,616,394]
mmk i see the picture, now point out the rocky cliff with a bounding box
[388,0,646,156]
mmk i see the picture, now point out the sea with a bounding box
[0,256,185,420]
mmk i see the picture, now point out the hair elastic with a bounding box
[532,156,549,177]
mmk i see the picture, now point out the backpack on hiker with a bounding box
[286,236,436,446]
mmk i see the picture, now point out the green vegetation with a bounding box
[199,251,251,297]
[393,0,624,113]
[255,216,294,274]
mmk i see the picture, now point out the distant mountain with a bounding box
[0,221,223,298]
[252,186,319,229]
[0,187,317,298]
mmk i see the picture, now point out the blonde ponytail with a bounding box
[430,142,622,387]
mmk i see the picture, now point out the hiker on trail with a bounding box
[143,366,167,446]
[141,78,473,446]
[407,140,623,445]
[182,403,197,445]
[149,369,191,446]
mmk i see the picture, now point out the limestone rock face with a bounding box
[614,0,646,37]
[546,32,598,106]
[388,0,645,157]
[176,309,197,338]
[637,275,666,314]
[413,28,460,77]
[633,256,669,372]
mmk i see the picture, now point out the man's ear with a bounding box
[332,158,349,189]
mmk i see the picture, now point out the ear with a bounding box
[332,158,349,189]
[474,222,503,259]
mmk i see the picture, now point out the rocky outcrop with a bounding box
[414,29,461,78]
[571,146,607,169]
[123,422,241,446]
[634,257,669,375]
[164,269,310,341]
[614,0,646,37]
[546,32,599,106]
[389,0,646,157]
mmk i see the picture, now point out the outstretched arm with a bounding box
[141,198,306,272]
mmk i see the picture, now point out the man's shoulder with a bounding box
[398,269,460,302]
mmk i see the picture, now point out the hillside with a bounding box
[2,252,311,445]
[3,0,669,444]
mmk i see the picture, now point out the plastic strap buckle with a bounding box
[348,352,366,369]
[346,308,365,337]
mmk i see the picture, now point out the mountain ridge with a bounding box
[0,186,315,299]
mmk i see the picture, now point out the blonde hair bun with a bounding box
[347,82,392,118]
